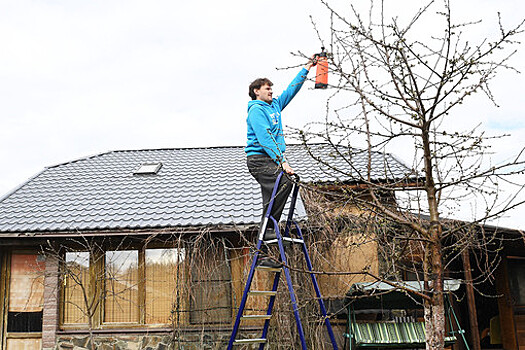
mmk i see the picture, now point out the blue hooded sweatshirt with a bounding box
[245,68,309,164]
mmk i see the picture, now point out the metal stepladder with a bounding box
[227,172,339,349]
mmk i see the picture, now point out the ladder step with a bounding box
[248,290,278,296]
[241,315,272,320]
[265,237,304,245]
[255,265,282,272]
[233,338,267,345]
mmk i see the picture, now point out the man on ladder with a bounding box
[245,57,314,267]
[229,57,339,349]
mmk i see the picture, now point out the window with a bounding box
[63,252,90,324]
[60,243,200,328]
[190,246,232,324]
[105,250,139,323]
[134,162,162,175]
[508,258,525,306]
[145,248,185,324]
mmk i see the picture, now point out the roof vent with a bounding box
[134,162,162,175]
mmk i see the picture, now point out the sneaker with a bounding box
[257,257,282,268]
[263,227,277,241]
[265,227,294,246]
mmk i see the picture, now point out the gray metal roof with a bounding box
[0,144,416,234]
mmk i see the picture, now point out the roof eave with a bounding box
[0,223,260,240]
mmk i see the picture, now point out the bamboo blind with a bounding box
[145,248,185,324]
[63,252,90,324]
[6,339,41,350]
[9,253,44,313]
[104,250,139,323]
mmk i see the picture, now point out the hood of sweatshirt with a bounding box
[247,99,273,112]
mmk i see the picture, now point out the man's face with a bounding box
[254,84,273,104]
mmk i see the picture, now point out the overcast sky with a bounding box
[1,0,524,229]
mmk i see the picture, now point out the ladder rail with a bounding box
[295,220,339,349]
[285,176,338,348]
[276,221,308,350]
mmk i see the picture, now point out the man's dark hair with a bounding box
[249,78,273,100]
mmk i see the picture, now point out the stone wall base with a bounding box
[55,330,260,350]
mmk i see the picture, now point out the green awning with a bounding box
[347,321,456,348]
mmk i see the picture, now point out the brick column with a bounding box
[42,254,59,350]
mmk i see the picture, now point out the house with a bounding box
[394,216,525,350]
[0,143,473,350]
[337,216,525,350]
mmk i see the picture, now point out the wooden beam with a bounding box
[495,258,519,349]
[461,249,481,350]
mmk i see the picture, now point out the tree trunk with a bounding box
[424,294,446,349]
[422,127,446,350]
[424,240,446,350]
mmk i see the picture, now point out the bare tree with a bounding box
[291,0,525,348]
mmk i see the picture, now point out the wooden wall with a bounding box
[317,234,379,298]
[517,314,525,350]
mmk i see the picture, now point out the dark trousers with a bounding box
[247,154,293,233]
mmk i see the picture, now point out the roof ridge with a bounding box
[45,143,411,171]
[45,145,250,170]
